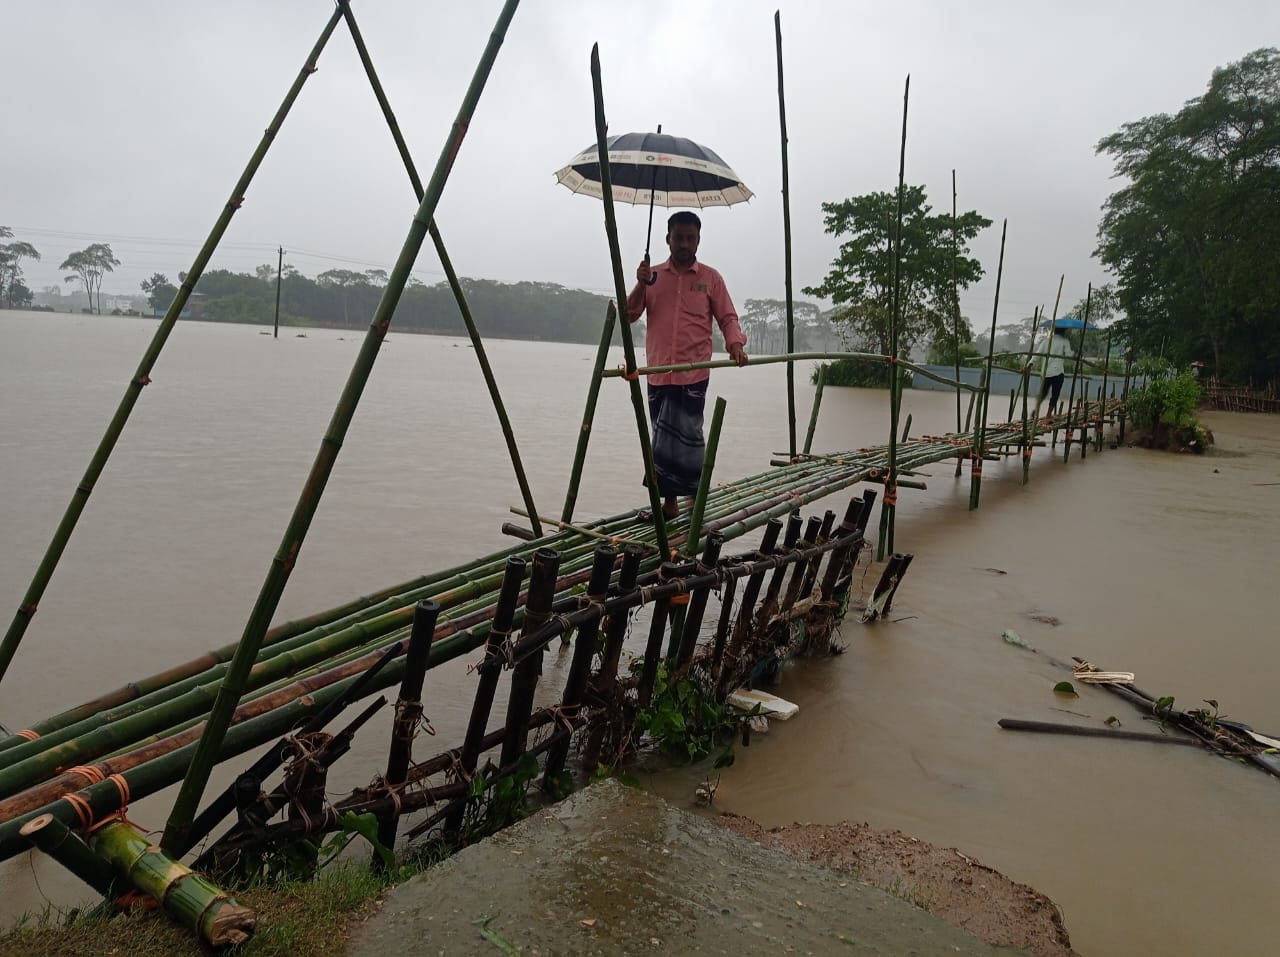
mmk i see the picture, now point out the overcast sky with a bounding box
[3,1,1275,328]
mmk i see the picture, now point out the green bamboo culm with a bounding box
[1062,283,1092,464]
[590,43,670,559]
[91,820,256,947]
[1024,275,1065,478]
[0,7,347,687]
[970,218,1008,511]
[601,351,981,393]
[803,365,825,455]
[1097,329,1113,452]
[881,75,910,561]
[562,304,617,524]
[951,170,963,436]
[160,0,523,856]
[686,397,727,558]
[775,11,797,458]
[1018,305,1040,484]
[338,0,542,538]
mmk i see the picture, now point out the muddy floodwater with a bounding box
[1,311,1277,954]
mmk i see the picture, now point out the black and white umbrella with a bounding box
[555,130,752,275]
[555,131,753,208]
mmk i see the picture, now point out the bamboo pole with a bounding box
[339,0,541,537]
[802,365,825,456]
[91,820,256,948]
[686,397,727,558]
[1098,330,1112,452]
[590,44,670,559]
[775,11,797,458]
[581,543,643,769]
[1062,284,1091,465]
[542,545,615,790]
[376,600,439,865]
[675,534,723,669]
[950,169,964,477]
[160,0,522,856]
[20,813,120,898]
[884,77,909,559]
[969,218,1007,510]
[1018,305,1040,483]
[562,304,617,523]
[501,548,559,767]
[0,8,347,687]
[449,557,524,837]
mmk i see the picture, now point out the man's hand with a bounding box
[635,259,653,285]
[728,343,748,367]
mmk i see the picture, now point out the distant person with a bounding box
[1038,326,1074,418]
[626,211,748,519]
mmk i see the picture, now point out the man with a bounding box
[626,211,748,519]
[1037,326,1075,418]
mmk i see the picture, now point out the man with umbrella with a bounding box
[626,210,748,519]
[1037,322,1077,418]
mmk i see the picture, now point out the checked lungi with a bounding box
[646,380,707,497]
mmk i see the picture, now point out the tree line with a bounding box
[0,230,121,313]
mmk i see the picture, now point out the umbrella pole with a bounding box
[643,124,661,268]
[159,0,522,856]
[590,45,671,559]
[776,12,797,459]
[339,0,542,538]
[0,7,346,687]
[970,218,1007,511]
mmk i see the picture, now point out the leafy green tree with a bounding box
[60,243,120,313]
[803,184,991,359]
[1097,48,1280,383]
[140,272,179,313]
[0,228,41,308]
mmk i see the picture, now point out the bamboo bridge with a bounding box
[0,0,1137,947]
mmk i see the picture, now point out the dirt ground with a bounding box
[714,813,1077,957]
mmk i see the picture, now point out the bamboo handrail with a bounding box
[600,351,984,393]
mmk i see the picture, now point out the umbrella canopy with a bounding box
[555,132,752,208]
[1051,316,1095,330]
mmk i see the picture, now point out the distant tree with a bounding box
[254,263,276,283]
[60,243,119,313]
[6,278,34,308]
[804,184,991,360]
[0,228,41,308]
[364,268,388,286]
[140,272,179,313]
[1097,48,1280,383]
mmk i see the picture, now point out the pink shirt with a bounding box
[627,258,747,386]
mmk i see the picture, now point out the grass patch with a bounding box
[0,864,387,957]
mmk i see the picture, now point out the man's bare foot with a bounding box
[662,497,679,520]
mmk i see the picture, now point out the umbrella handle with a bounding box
[642,252,657,286]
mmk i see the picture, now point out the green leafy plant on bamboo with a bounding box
[633,663,736,766]
[460,753,541,842]
[1186,698,1222,730]
[1153,695,1177,729]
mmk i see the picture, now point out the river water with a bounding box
[1,310,1277,954]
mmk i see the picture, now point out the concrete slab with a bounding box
[350,780,1029,956]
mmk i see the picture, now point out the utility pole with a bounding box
[273,245,284,339]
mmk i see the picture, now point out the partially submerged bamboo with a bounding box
[803,365,825,456]
[775,11,798,458]
[0,7,348,686]
[562,304,618,524]
[686,397,727,558]
[882,75,910,560]
[969,219,1008,510]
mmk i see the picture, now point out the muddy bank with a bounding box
[715,814,1075,957]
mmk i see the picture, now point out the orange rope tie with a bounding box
[619,364,640,382]
[973,460,984,477]
[1022,446,1033,459]
[67,765,106,787]
[15,729,39,741]
[60,792,94,831]
[669,592,691,606]
[883,489,899,507]
[109,773,131,808]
